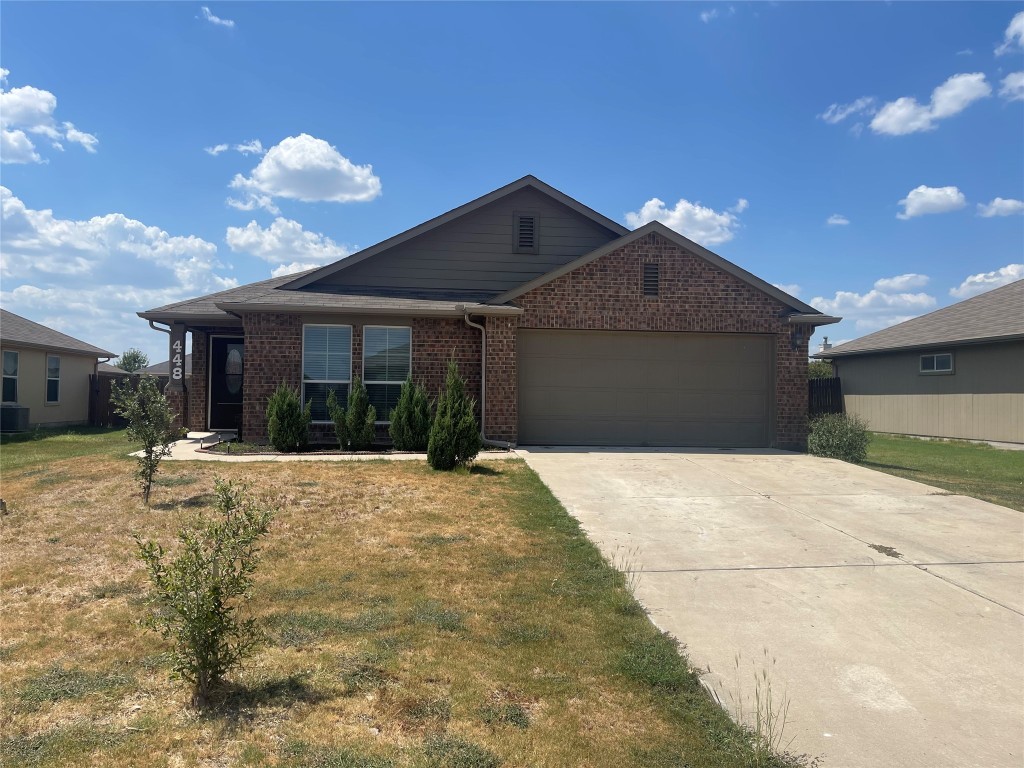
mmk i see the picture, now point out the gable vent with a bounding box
[643,262,659,297]
[517,215,536,250]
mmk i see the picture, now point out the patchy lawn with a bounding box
[865,433,1024,512]
[0,431,794,767]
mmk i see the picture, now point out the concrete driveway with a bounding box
[518,447,1024,768]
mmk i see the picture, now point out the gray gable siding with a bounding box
[310,187,621,298]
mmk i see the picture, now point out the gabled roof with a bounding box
[142,354,193,376]
[138,271,314,323]
[0,309,114,357]
[492,221,829,318]
[281,175,630,290]
[816,279,1024,358]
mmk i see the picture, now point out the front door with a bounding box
[209,337,244,431]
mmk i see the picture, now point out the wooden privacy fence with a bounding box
[808,376,844,418]
[89,374,172,427]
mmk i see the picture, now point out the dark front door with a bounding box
[209,337,244,431]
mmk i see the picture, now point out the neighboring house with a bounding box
[97,362,127,376]
[815,280,1024,444]
[141,354,193,380]
[0,309,115,428]
[139,176,837,448]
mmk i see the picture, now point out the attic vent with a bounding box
[515,213,538,253]
[643,263,659,297]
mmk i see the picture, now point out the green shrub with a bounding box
[427,359,481,471]
[266,384,310,452]
[345,377,376,450]
[808,413,870,463]
[112,376,176,505]
[388,377,433,451]
[135,479,274,708]
[807,359,834,379]
[326,388,348,449]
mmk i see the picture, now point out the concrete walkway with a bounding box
[519,446,1024,768]
[148,433,517,462]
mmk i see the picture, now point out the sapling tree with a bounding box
[345,377,376,451]
[388,377,433,451]
[112,376,176,505]
[135,479,274,708]
[427,359,481,471]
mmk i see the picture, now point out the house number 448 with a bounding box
[171,340,183,381]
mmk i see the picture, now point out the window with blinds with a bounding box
[643,262,659,297]
[302,325,352,422]
[46,355,60,403]
[363,326,411,422]
[514,212,539,254]
[2,350,18,403]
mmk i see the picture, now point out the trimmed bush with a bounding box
[808,413,870,463]
[427,359,481,471]
[266,384,310,453]
[135,479,274,708]
[111,376,176,505]
[345,377,377,451]
[326,388,348,450]
[389,377,433,451]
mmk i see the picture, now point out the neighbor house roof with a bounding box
[97,362,127,374]
[139,176,836,325]
[0,309,114,357]
[816,279,1024,358]
[142,354,193,376]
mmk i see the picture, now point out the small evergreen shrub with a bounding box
[807,360,834,379]
[326,388,348,450]
[266,384,310,452]
[112,376,176,505]
[427,359,482,471]
[807,413,870,463]
[135,479,274,708]
[345,377,376,451]
[389,377,433,451]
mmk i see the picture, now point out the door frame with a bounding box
[207,334,245,431]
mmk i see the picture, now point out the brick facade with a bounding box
[188,331,208,432]
[188,232,809,449]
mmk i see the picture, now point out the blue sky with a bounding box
[2,2,1022,363]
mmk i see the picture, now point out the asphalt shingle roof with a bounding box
[817,279,1024,358]
[0,309,115,357]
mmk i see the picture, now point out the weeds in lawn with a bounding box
[410,599,465,632]
[422,735,502,768]
[17,665,134,708]
[280,739,395,768]
[480,700,529,729]
[612,543,645,598]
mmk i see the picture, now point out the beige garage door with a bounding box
[518,330,772,447]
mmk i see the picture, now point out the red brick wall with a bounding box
[492,231,808,449]
[484,316,517,441]
[242,313,302,441]
[189,331,208,432]
[411,318,481,407]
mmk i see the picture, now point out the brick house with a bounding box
[139,176,838,449]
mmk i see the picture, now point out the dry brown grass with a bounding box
[0,433,766,768]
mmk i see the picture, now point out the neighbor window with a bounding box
[643,262,660,297]
[46,355,60,403]
[920,352,953,374]
[363,326,411,422]
[2,351,18,403]
[514,212,539,254]
[302,325,352,422]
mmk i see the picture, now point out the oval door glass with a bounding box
[225,347,243,395]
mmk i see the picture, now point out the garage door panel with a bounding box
[518,330,772,447]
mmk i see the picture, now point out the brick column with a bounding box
[165,388,186,433]
[189,331,208,432]
[242,313,302,443]
[484,316,518,443]
[775,331,809,451]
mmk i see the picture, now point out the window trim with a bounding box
[919,352,954,375]
[2,350,18,404]
[362,325,412,425]
[45,354,60,405]
[513,210,540,255]
[301,324,353,424]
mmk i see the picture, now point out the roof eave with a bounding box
[814,333,1024,359]
[213,301,524,318]
[0,339,115,358]
[137,311,242,326]
[787,313,841,326]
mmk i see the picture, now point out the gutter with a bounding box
[462,311,515,450]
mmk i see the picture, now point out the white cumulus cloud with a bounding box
[205,139,264,156]
[897,185,966,220]
[995,11,1024,56]
[977,197,1024,217]
[870,73,991,136]
[1,186,236,361]
[227,134,381,213]
[624,197,745,245]
[772,283,801,297]
[200,6,235,28]
[999,72,1024,102]
[225,217,353,277]
[0,74,98,164]
[818,97,876,125]
[874,273,929,291]
[811,279,937,333]
[949,264,1024,299]
[700,8,718,23]
[826,214,850,226]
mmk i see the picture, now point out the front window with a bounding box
[46,355,60,403]
[363,326,411,422]
[2,351,18,403]
[302,325,351,422]
[920,352,953,374]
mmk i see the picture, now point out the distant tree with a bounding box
[808,360,834,379]
[117,348,150,373]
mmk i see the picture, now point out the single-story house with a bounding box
[814,279,1024,444]
[139,176,838,449]
[0,308,115,428]
[141,354,193,380]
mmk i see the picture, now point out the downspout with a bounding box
[463,313,514,450]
